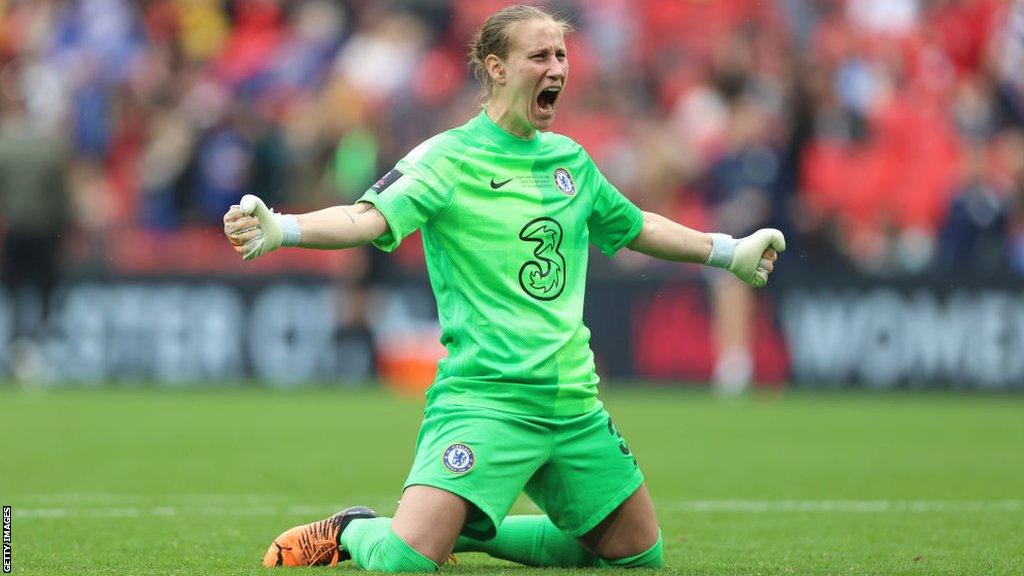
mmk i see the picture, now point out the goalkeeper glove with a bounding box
[238,194,301,260]
[706,228,786,288]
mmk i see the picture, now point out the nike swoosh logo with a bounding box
[490,178,513,189]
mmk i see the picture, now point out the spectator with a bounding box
[0,81,71,380]
[937,140,1008,273]
[706,96,780,392]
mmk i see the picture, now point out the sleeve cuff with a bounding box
[602,207,645,257]
[357,198,401,252]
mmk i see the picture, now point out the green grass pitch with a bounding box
[1,386,1022,575]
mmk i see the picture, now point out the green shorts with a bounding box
[403,403,644,540]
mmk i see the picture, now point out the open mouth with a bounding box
[536,86,561,115]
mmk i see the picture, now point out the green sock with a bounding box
[339,517,438,573]
[595,531,664,568]
[455,515,598,567]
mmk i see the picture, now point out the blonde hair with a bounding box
[467,5,572,100]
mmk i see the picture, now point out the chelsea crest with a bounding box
[442,443,475,473]
[553,168,576,196]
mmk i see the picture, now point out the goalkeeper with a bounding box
[223,5,784,572]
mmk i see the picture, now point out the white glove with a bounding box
[238,194,300,260]
[706,228,786,288]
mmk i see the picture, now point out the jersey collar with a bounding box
[473,109,544,154]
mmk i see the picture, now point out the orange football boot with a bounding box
[262,506,377,567]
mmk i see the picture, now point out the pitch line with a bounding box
[658,500,1024,513]
[10,499,1023,519]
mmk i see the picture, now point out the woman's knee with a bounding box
[391,485,471,564]
[579,484,660,560]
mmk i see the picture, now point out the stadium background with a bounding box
[1,0,1024,390]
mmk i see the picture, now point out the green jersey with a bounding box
[359,111,643,417]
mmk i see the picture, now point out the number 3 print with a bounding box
[518,217,566,301]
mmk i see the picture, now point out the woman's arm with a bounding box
[626,211,714,263]
[223,195,389,260]
[627,210,785,287]
[292,203,388,249]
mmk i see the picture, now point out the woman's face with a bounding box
[490,18,568,135]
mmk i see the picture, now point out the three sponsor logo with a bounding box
[518,217,566,301]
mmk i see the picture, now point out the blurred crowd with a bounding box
[1,0,1023,278]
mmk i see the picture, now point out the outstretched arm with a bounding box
[626,211,714,264]
[627,210,785,287]
[223,195,388,260]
